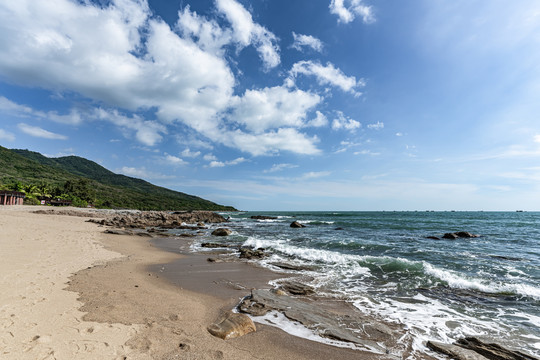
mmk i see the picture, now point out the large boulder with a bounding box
[207,312,256,340]
[211,228,232,236]
[290,221,306,228]
[239,247,266,259]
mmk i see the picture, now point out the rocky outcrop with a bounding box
[250,215,278,220]
[239,289,388,352]
[211,228,232,236]
[88,211,227,229]
[207,311,256,340]
[442,231,480,239]
[278,280,315,295]
[290,221,306,228]
[427,337,539,360]
[239,247,266,259]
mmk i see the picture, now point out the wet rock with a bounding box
[201,242,226,248]
[456,337,539,360]
[443,233,459,239]
[104,229,134,236]
[239,247,266,259]
[455,231,480,238]
[427,341,489,360]
[426,236,440,240]
[290,221,306,228]
[87,210,227,229]
[279,280,315,295]
[207,311,256,340]
[250,215,278,220]
[211,228,232,236]
[334,227,344,231]
[239,289,387,352]
[270,262,316,272]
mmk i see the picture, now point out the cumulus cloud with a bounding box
[305,111,328,128]
[289,61,363,96]
[291,32,323,52]
[0,0,326,156]
[0,129,15,142]
[230,86,321,133]
[117,166,174,179]
[181,148,201,158]
[215,0,280,70]
[329,0,375,24]
[163,154,188,166]
[301,171,331,179]
[331,111,361,131]
[18,123,67,140]
[208,156,246,168]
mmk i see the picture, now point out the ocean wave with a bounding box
[423,262,540,300]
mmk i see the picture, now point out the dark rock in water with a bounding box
[250,215,278,220]
[442,231,480,239]
[427,341,488,360]
[455,231,480,238]
[207,311,256,340]
[279,280,315,295]
[489,255,522,262]
[426,236,440,240]
[456,337,539,360]
[239,289,387,352]
[201,242,227,248]
[334,227,344,231]
[211,228,232,236]
[290,221,306,228]
[239,247,266,259]
[443,233,459,239]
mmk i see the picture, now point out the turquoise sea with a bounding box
[195,211,540,356]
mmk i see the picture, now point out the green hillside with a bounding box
[1,146,236,211]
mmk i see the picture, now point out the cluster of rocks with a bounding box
[250,215,278,220]
[427,231,480,240]
[88,210,227,229]
[427,337,539,360]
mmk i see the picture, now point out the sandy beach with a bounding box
[0,206,391,360]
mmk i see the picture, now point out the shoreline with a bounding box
[0,206,396,359]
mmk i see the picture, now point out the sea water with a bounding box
[195,211,540,356]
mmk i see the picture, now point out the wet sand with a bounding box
[1,206,398,359]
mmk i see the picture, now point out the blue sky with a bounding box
[1,0,540,211]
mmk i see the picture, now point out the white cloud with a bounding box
[329,0,375,24]
[367,121,384,130]
[534,134,540,143]
[215,0,280,70]
[18,123,67,140]
[291,32,323,52]
[0,96,82,125]
[227,128,320,156]
[289,61,363,96]
[203,153,218,161]
[163,154,188,166]
[305,111,328,128]
[230,86,321,133]
[181,148,201,158]
[354,149,380,156]
[331,111,361,131]
[0,129,15,141]
[208,156,246,168]
[396,132,403,137]
[117,166,174,180]
[264,163,299,173]
[301,171,331,179]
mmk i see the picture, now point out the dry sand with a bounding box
[0,206,395,360]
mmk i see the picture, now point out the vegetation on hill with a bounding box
[0,146,236,211]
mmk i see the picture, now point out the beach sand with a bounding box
[0,206,399,359]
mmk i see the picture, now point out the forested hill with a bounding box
[0,146,236,211]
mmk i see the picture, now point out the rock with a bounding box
[201,242,226,248]
[334,227,344,230]
[207,257,224,263]
[251,215,278,220]
[207,311,256,340]
[239,247,266,259]
[87,210,227,229]
[427,341,489,360]
[426,236,440,240]
[456,337,539,360]
[178,233,196,237]
[104,229,134,236]
[238,289,386,352]
[443,233,459,239]
[270,262,316,272]
[290,221,306,228]
[455,231,480,238]
[197,222,206,227]
[211,228,232,236]
[279,280,315,295]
